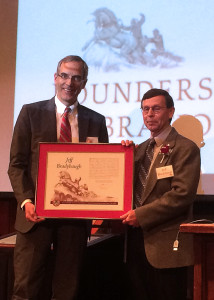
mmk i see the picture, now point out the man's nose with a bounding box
[147,108,155,115]
[65,77,75,85]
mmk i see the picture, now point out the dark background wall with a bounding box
[0,0,18,192]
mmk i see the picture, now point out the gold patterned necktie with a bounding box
[59,107,72,142]
[135,138,156,207]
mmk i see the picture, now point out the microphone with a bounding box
[173,232,179,251]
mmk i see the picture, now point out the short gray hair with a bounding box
[56,55,88,80]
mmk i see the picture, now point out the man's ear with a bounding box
[81,80,87,89]
[54,73,58,83]
[169,107,175,119]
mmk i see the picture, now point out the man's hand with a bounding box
[121,140,134,146]
[120,210,140,227]
[86,137,98,143]
[121,140,138,148]
[24,202,45,223]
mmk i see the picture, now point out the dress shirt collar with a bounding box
[152,125,172,147]
[55,96,78,114]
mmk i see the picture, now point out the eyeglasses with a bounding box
[141,106,167,114]
[57,72,83,83]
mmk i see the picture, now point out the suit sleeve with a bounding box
[135,138,201,231]
[98,116,109,143]
[8,105,35,205]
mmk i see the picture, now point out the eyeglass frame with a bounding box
[140,105,168,114]
[57,72,84,83]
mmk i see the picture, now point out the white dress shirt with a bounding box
[55,96,79,143]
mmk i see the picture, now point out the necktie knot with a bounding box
[146,138,156,161]
[59,107,72,142]
[148,138,156,147]
[64,107,71,116]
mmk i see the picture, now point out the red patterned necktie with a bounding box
[59,107,72,142]
[135,138,156,207]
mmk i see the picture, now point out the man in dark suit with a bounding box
[121,88,200,300]
[8,55,109,300]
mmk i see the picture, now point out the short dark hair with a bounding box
[142,88,174,108]
[56,55,88,81]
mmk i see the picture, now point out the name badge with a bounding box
[156,165,174,179]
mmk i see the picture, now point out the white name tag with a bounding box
[156,165,174,179]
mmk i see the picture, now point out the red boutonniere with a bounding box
[159,144,172,163]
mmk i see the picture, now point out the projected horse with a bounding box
[82,7,184,70]
[82,8,139,65]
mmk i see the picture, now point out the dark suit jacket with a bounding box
[134,127,200,269]
[8,97,109,233]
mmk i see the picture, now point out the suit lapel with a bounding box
[78,104,90,142]
[134,140,150,177]
[43,98,57,142]
[141,128,178,204]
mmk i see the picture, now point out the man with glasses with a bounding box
[121,88,200,300]
[8,55,108,300]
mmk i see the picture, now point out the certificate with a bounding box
[35,143,134,219]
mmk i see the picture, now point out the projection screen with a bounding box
[13,0,214,194]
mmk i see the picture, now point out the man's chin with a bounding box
[60,97,77,106]
[146,125,157,131]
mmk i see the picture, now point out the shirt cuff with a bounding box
[21,199,33,210]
